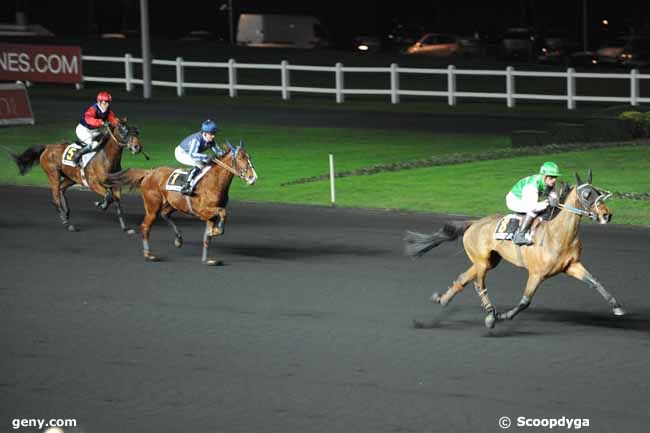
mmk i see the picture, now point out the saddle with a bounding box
[165,166,212,192]
[493,214,543,241]
[62,143,96,169]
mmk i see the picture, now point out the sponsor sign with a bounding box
[0,83,35,125]
[0,43,82,83]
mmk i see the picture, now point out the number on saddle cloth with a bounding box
[62,143,95,168]
[493,214,523,241]
[165,166,212,192]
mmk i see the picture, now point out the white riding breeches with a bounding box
[76,124,103,150]
[175,146,205,168]
[506,192,538,217]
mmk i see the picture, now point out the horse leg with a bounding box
[472,265,498,329]
[565,262,625,316]
[201,220,222,266]
[160,206,183,248]
[59,178,77,232]
[431,265,477,305]
[112,188,135,234]
[48,173,76,232]
[497,273,544,322]
[209,207,227,237]
[140,197,161,261]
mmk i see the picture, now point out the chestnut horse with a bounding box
[10,118,142,232]
[405,170,625,329]
[106,140,257,265]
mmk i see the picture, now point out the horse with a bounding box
[404,170,625,329]
[105,140,257,265]
[10,118,143,233]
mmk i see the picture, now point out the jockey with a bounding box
[174,119,225,195]
[73,91,119,165]
[506,161,561,245]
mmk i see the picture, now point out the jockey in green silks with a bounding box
[506,161,561,245]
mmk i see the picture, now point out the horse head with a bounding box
[109,117,142,155]
[224,139,257,185]
[572,169,612,224]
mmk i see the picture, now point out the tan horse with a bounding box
[10,118,142,232]
[405,170,625,328]
[106,140,257,265]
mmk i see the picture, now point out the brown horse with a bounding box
[106,140,257,265]
[10,118,142,232]
[405,170,625,329]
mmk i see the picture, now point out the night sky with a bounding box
[3,0,649,49]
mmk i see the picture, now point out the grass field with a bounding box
[1,117,649,226]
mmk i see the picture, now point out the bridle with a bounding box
[557,184,612,221]
[210,145,254,181]
[105,123,141,154]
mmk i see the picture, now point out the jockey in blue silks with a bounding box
[174,119,225,195]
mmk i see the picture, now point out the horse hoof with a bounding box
[430,292,442,303]
[485,312,496,329]
[174,237,183,248]
[203,258,223,266]
[125,228,136,235]
[613,307,626,316]
[144,254,159,262]
[66,224,78,232]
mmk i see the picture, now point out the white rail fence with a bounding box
[81,54,650,110]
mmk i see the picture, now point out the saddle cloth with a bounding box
[493,214,524,241]
[62,143,96,169]
[165,166,212,192]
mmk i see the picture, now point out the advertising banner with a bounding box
[0,43,82,83]
[0,83,35,125]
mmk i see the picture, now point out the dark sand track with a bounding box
[1,185,649,433]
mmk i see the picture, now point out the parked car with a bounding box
[353,35,382,53]
[537,32,578,64]
[498,27,538,61]
[617,37,650,67]
[404,33,461,57]
[596,36,630,65]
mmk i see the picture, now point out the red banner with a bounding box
[0,43,82,83]
[0,83,34,125]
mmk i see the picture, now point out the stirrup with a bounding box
[512,231,532,246]
[180,185,194,196]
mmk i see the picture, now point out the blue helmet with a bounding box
[201,119,218,134]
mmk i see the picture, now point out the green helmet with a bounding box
[539,161,561,177]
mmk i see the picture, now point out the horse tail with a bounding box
[105,168,149,190]
[404,220,473,258]
[8,145,46,175]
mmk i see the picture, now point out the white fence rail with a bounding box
[81,54,650,110]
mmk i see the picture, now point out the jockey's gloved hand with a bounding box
[548,191,559,207]
[533,199,550,212]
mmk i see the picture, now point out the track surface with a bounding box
[1,186,649,433]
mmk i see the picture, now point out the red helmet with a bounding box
[96,91,112,103]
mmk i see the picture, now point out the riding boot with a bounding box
[513,214,535,246]
[72,145,92,165]
[181,166,201,196]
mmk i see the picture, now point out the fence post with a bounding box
[335,62,344,104]
[447,65,456,106]
[228,58,237,98]
[281,60,290,100]
[175,57,184,97]
[567,67,576,110]
[630,69,639,106]
[506,66,515,108]
[390,63,399,104]
[124,53,133,92]
[329,154,336,206]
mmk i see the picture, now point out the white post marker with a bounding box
[329,154,336,206]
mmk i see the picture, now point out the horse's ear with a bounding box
[575,171,583,186]
[239,139,244,148]
[121,116,127,124]
[225,139,236,152]
[586,169,592,184]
